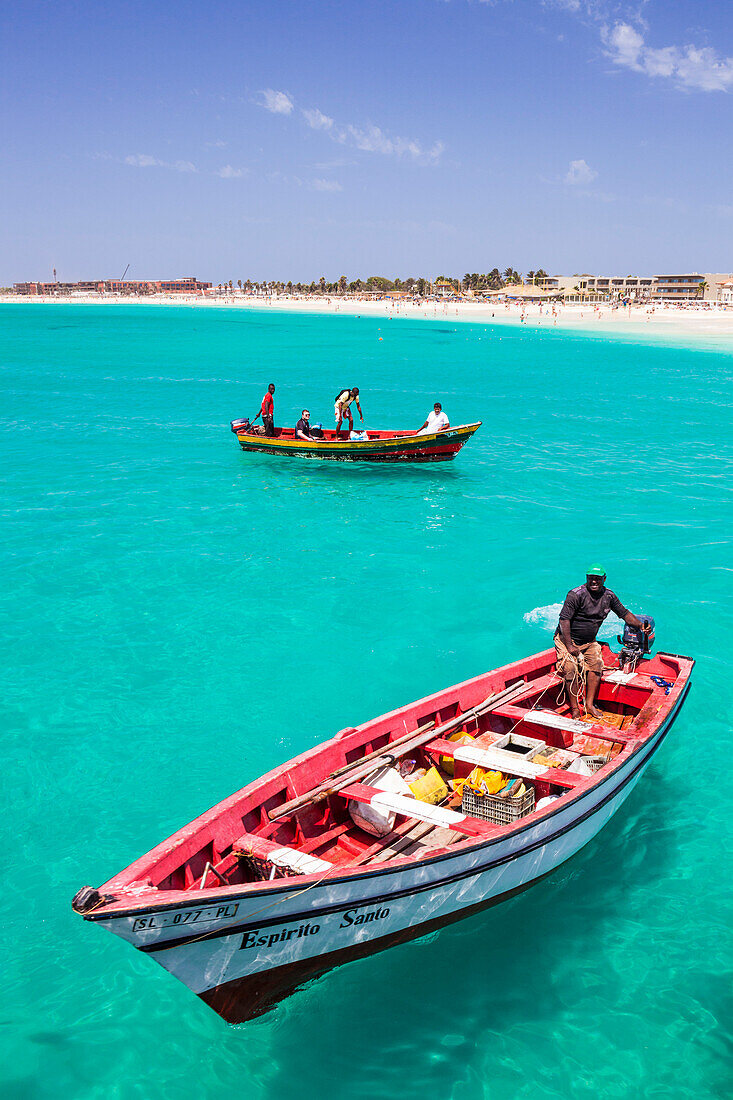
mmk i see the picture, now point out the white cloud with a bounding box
[565,158,598,185]
[602,21,733,92]
[311,178,343,192]
[124,154,197,172]
[302,107,334,130]
[339,123,444,163]
[259,88,294,115]
[256,89,443,164]
[217,165,246,179]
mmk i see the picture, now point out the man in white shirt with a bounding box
[417,402,450,435]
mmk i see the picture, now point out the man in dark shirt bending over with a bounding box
[555,565,649,720]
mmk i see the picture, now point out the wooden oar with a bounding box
[268,681,527,821]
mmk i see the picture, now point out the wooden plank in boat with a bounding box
[491,706,636,744]
[350,819,435,867]
[339,782,492,837]
[365,824,465,866]
[454,744,547,778]
[232,835,333,875]
[364,822,437,865]
[492,708,589,734]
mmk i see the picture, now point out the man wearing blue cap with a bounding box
[555,566,649,719]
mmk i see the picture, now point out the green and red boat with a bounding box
[229,420,482,462]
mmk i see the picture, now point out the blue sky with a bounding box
[2,0,731,283]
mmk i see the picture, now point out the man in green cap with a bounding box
[555,567,649,720]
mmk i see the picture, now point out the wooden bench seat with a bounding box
[339,782,495,838]
[232,832,333,875]
[490,705,635,744]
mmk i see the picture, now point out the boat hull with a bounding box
[232,423,481,462]
[93,689,685,1023]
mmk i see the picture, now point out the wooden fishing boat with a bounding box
[229,420,481,462]
[73,644,692,1023]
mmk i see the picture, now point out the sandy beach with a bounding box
[3,293,733,346]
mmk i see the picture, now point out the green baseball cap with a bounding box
[586,564,606,576]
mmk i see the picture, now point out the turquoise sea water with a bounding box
[3,304,731,1099]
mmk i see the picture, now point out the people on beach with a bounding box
[334,388,363,436]
[295,409,317,441]
[253,383,276,436]
[417,402,449,435]
[555,566,650,720]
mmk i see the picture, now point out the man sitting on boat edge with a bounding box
[417,402,449,436]
[295,409,319,441]
[555,566,650,720]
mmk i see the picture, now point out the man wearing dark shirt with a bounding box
[555,566,648,719]
[295,409,316,441]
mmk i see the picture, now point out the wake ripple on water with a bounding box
[523,603,624,640]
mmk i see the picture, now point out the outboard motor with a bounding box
[231,417,251,434]
[617,614,655,672]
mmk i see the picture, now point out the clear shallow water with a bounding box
[2,304,731,1099]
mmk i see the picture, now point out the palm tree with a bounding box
[526,270,536,285]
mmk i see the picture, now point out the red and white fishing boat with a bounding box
[230,420,481,462]
[73,644,692,1023]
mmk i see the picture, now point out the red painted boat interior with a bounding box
[235,425,462,441]
[96,647,692,914]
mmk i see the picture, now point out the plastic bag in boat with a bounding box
[349,765,411,837]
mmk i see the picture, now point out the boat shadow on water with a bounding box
[234,448,470,481]
[226,770,678,1083]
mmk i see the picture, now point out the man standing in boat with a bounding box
[555,566,649,720]
[253,383,276,437]
[334,387,362,437]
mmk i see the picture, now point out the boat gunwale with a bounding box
[233,422,482,447]
[88,650,693,921]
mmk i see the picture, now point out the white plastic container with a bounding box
[349,765,412,837]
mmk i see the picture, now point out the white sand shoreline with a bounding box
[3,293,733,347]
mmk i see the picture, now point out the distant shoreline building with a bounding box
[537,273,733,303]
[12,277,212,296]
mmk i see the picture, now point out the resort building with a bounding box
[13,277,212,296]
[538,275,655,301]
[537,273,733,302]
[651,274,733,301]
[720,281,733,306]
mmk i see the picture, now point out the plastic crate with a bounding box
[585,754,611,773]
[462,784,536,826]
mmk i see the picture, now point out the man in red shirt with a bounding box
[254,383,275,436]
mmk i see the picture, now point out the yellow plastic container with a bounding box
[441,732,475,777]
[409,765,449,805]
[465,767,505,795]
